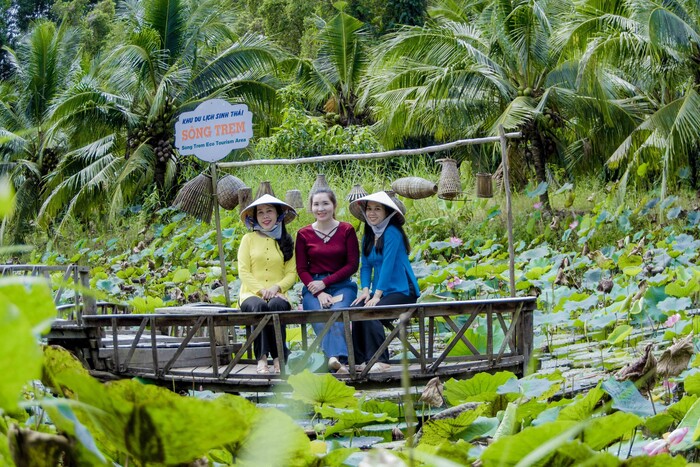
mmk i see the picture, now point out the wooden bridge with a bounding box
[26,264,536,392]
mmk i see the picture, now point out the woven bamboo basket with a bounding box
[385,190,407,215]
[346,184,368,220]
[476,173,493,198]
[308,174,330,211]
[391,177,438,199]
[437,158,461,200]
[285,189,304,209]
[238,187,253,214]
[172,173,213,223]
[310,174,330,195]
[255,181,275,199]
[217,175,247,210]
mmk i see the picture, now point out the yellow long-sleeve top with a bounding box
[237,231,297,304]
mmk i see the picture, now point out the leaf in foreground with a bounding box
[419,404,485,446]
[288,369,357,408]
[42,346,259,464]
[443,371,516,406]
[480,421,578,466]
[0,278,56,411]
[316,406,398,436]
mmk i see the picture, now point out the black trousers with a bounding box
[241,296,290,361]
[351,293,417,364]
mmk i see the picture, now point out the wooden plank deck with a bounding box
[47,297,536,391]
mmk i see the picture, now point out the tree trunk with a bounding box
[530,132,551,211]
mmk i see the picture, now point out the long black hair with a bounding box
[362,207,411,257]
[257,204,295,262]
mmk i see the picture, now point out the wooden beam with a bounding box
[217,133,522,168]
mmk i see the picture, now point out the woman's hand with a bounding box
[365,296,382,307]
[274,292,288,302]
[259,285,281,300]
[307,280,326,295]
[317,292,333,308]
[351,289,370,306]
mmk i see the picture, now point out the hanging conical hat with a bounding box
[240,194,297,229]
[348,191,405,225]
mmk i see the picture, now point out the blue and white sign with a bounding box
[175,99,253,162]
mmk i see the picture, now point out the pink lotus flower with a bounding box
[447,277,463,289]
[665,427,689,446]
[569,220,579,229]
[449,236,463,247]
[663,380,677,391]
[664,313,681,328]
[534,202,543,209]
[642,439,669,456]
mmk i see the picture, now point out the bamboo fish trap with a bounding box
[172,173,213,223]
[391,177,438,199]
[217,174,247,210]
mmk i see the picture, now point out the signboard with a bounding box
[174,99,253,162]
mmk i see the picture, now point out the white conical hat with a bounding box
[240,194,297,229]
[349,191,405,225]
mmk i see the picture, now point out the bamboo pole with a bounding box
[217,133,522,168]
[210,163,232,344]
[498,125,516,297]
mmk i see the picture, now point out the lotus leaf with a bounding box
[497,377,556,400]
[315,406,397,436]
[444,372,516,406]
[419,404,485,446]
[480,420,579,466]
[601,378,655,417]
[557,386,605,421]
[360,399,401,418]
[669,398,700,452]
[0,278,55,411]
[458,416,499,441]
[492,402,518,440]
[658,297,692,312]
[607,325,633,345]
[236,408,312,467]
[582,411,643,450]
[288,369,357,408]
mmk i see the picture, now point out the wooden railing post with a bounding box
[516,308,534,374]
[79,267,96,324]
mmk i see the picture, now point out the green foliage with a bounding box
[315,405,397,436]
[253,106,383,159]
[0,277,55,411]
[288,369,357,408]
[419,404,485,446]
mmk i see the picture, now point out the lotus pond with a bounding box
[3,192,700,465]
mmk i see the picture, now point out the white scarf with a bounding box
[365,211,397,239]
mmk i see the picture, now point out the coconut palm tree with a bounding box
[363,0,644,209]
[291,8,370,125]
[0,20,80,240]
[39,0,283,230]
[600,0,700,197]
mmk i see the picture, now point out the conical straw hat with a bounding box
[240,194,297,229]
[348,191,405,225]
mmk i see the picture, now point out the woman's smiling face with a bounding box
[311,192,335,222]
[365,201,387,226]
[255,204,278,230]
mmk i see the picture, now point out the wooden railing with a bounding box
[79,297,536,390]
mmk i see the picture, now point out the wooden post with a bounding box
[498,125,516,297]
[210,163,231,307]
[517,309,534,375]
[210,164,232,346]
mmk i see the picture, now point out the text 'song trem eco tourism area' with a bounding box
[3,0,700,465]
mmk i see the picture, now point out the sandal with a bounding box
[272,358,281,374]
[257,360,270,374]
